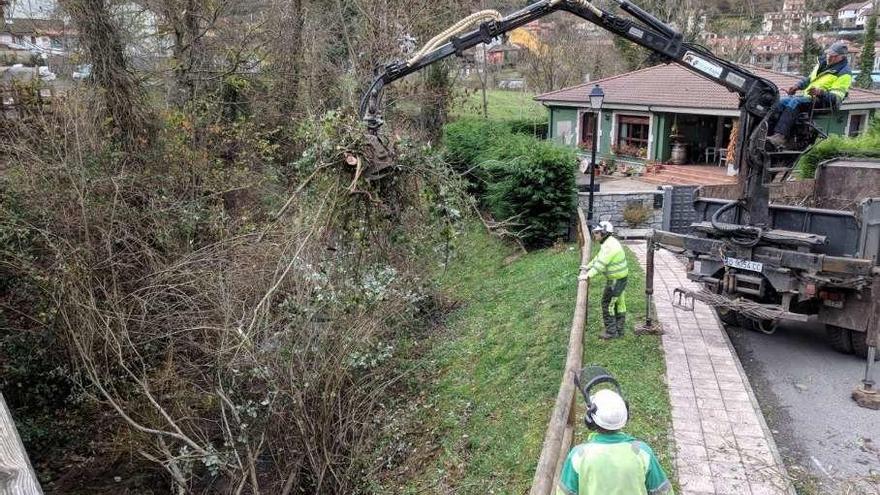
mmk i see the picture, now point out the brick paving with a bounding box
[628,242,794,495]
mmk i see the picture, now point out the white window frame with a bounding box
[845,110,870,137]
[610,111,654,160]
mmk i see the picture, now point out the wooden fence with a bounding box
[528,207,592,495]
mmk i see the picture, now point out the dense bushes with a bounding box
[443,117,576,247]
[506,117,549,139]
[797,116,880,178]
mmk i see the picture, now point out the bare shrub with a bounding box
[622,201,653,228]
[1,102,466,493]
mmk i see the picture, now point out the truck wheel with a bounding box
[851,331,880,360]
[826,325,854,354]
[717,308,739,326]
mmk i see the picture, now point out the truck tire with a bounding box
[851,331,880,360]
[826,325,854,354]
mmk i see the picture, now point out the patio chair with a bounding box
[717,148,728,167]
[704,146,716,164]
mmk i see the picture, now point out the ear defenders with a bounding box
[574,367,629,430]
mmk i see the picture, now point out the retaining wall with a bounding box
[577,189,665,230]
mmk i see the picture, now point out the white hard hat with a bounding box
[592,220,614,234]
[590,389,628,430]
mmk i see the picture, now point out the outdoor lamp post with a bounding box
[587,84,604,220]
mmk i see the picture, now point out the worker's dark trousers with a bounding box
[602,277,628,337]
[771,96,812,137]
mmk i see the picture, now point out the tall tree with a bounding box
[857,14,877,88]
[61,0,152,151]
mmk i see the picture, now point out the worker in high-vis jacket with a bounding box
[583,221,628,339]
[557,375,672,495]
[767,40,852,148]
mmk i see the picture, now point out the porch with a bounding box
[638,164,737,186]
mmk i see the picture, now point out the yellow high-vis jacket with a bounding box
[586,236,628,280]
[796,57,853,104]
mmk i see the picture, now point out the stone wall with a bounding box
[578,190,664,230]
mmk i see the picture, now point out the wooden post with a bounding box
[0,393,43,495]
[530,208,591,495]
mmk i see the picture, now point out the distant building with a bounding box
[0,18,69,55]
[812,11,833,27]
[708,34,858,75]
[486,43,522,66]
[855,4,875,28]
[837,1,872,29]
[762,0,809,33]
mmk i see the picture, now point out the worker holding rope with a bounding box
[583,221,629,339]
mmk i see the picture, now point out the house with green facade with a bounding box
[534,64,880,171]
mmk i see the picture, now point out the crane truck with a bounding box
[357,0,880,407]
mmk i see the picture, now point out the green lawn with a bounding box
[451,89,547,121]
[394,228,673,494]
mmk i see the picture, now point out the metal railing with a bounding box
[529,207,592,495]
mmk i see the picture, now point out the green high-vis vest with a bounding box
[556,432,673,495]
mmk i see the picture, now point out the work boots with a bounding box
[767,134,788,149]
[616,314,626,337]
[600,314,618,339]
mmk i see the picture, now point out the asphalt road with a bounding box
[725,320,880,494]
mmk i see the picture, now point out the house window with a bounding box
[847,112,868,137]
[616,115,650,158]
[580,112,597,149]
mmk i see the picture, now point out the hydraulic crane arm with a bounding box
[359,0,779,133]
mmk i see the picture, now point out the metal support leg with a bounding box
[636,232,662,335]
[853,273,880,409]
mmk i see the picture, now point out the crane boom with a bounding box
[359,0,782,227]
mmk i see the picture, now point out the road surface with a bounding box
[725,320,880,494]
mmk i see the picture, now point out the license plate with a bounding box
[724,257,763,273]
[823,299,844,309]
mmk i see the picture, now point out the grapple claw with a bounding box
[362,133,394,180]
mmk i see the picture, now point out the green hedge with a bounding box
[797,116,880,178]
[443,118,576,248]
[506,118,549,139]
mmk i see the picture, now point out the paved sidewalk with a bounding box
[628,242,794,495]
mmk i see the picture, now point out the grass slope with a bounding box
[397,230,673,494]
[451,89,547,121]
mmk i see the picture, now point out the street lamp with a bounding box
[587,84,604,221]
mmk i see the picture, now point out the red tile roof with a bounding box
[534,63,880,110]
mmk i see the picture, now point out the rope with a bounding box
[407,10,503,65]
[569,0,604,17]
